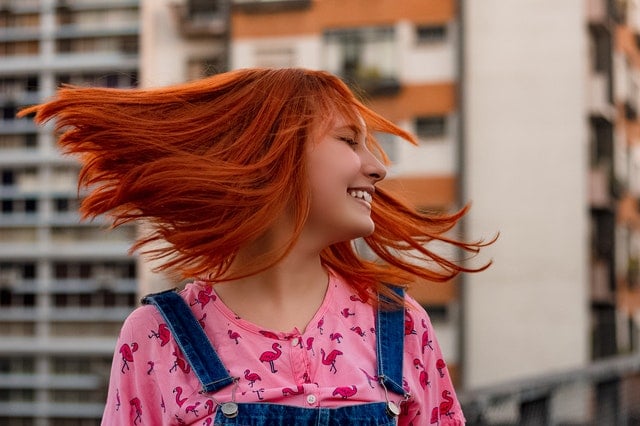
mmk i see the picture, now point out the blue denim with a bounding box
[143,286,407,425]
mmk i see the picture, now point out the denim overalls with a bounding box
[142,288,408,426]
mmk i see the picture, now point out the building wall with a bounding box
[462,0,590,387]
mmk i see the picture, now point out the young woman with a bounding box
[22,68,490,425]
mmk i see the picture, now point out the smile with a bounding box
[348,190,373,204]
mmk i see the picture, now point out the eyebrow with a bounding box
[335,124,364,137]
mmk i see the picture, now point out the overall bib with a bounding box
[142,288,408,426]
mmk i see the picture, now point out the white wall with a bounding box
[463,0,589,387]
[232,36,322,69]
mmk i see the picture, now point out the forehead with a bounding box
[327,109,366,134]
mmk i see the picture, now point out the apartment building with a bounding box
[610,0,640,359]
[0,0,139,424]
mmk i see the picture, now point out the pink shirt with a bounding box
[102,272,465,425]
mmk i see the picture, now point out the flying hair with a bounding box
[19,67,492,308]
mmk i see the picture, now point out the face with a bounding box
[302,113,387,248]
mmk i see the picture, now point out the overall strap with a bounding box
[376,286,407,397]
[141,288,235,393]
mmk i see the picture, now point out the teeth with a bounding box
[349,190,372,204]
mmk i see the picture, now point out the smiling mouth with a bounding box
[348,190,373,204]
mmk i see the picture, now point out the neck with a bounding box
[214,237,330,332]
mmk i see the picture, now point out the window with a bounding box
[24,199,37,213]
[324,26,399,96]
[416,116,447,140]
[2,104,17,120]
[120,36,138,54]
[416,24,447,44]
[24,134,37,147]
[2,170,14,186]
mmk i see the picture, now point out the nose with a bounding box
[362,151,387,183]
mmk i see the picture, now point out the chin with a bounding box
[351,221,376,239]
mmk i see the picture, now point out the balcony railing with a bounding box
[171,0,230,38]
[233,0,312,13]
[461,353,640,425]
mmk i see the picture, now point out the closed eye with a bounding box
[339,136,358,147]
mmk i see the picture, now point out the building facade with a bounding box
[0,0,139,424]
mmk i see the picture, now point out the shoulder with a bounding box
[118,303,163,341]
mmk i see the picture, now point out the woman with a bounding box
[22,68,490,425]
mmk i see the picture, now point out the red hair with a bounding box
[20,68,491,306]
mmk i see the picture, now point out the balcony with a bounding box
[324,26,401,98]
[0,0,40,14]
[55,0,139,12]
[591,259,615,303]
[55,23,139,39]
[234,0,312,13]
[589,163,612,207]
[344,71,401,98]
[0,26,40,43]
[588,72,614,120]
[171,0,230,38]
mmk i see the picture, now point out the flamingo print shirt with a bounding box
[102,272,465,425]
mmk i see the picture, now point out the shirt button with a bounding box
[291,337,300,347]
[306,394,317,405]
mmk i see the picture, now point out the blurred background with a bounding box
[0,0,639,424]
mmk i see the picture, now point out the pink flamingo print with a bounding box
[175,414,186,425]
[161,396,165,413]
[430,406,439,424]
[350,294,366,303]
[320,348,343,374]
[130,397,142,424]
[414,358,430,389]
[436,359,446,378]
[253,388,265,400]
[173,386,187,407]
[317,317,324,334]
[341,308,355,318]
[306,337,315,355]
[149,323,171,346]
[115,388,121,411]
[198,313,207,329]
[259,330,280,339]
[282,385,304,396]
[190,288,216,308]
[244,369,262,387]
[228,329,241,344]
[259,343,282,373]
[204,399,215,415]
[185,401,200,416]
[119,342,138,373]
[359,368,378,388]
[203,419,213,426]
[439,390,454,418]
[147,361,154,375]
[405,312,417,335]
[170,350,191,374]
[329,332,343,343]
[422,329,434,353]
[332,385,357,399]
[350,326,366,338]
